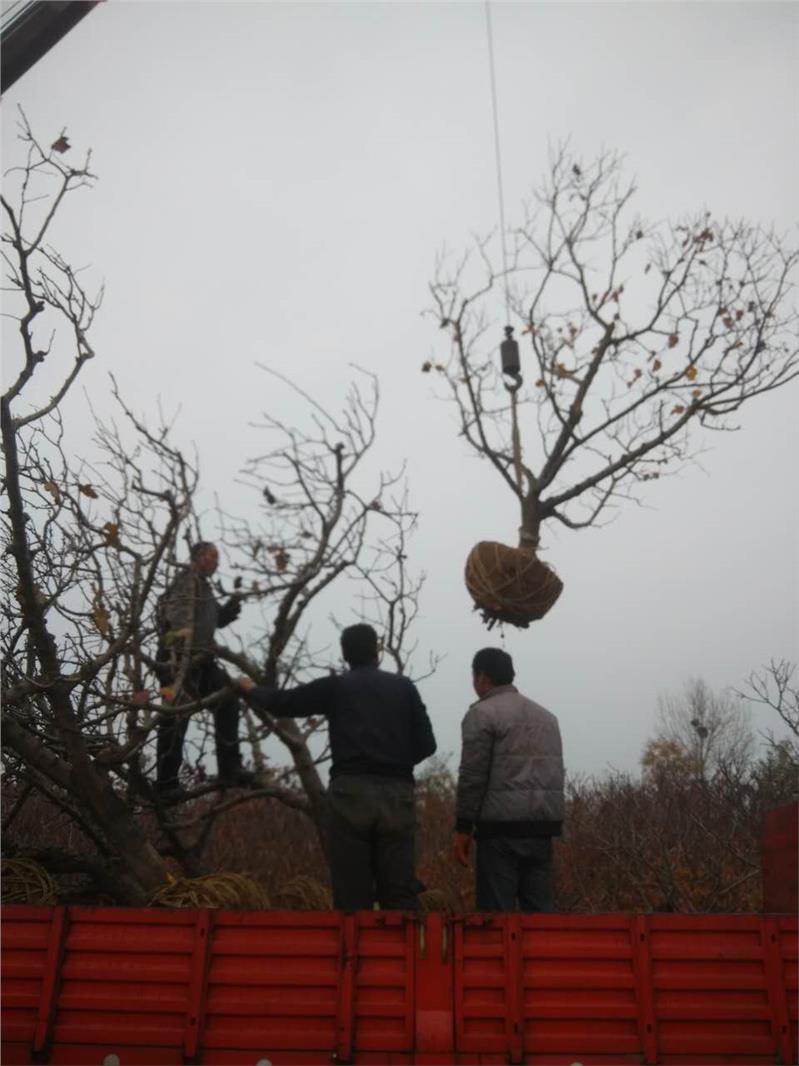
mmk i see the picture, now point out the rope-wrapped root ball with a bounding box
[1,858,58,905]
[465,540,563,629]
[418,888,455,915]
[148,872,270,910]
[273,875,333,911]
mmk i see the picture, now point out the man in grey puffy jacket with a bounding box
[454,647,564,911]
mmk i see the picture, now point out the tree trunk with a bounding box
[519,494,541,550]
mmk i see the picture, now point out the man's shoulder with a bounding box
[477,687,558,722]
[158,568,195,604]
[512,688,557,717]
[164,567,195,590]
[375,668,417,692]
[350,667,420,700]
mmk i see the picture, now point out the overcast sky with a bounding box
[3,0,797,778]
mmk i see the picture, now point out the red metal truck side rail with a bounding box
[762,801,799,914]
[1,905,796,1065]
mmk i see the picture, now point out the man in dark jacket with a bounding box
[454,647,564,912]
[238,623,437,911]
[155,542,254,796]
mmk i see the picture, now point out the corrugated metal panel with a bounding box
[52,907,195,1050]
[354,912,415,1052]
[451,913,799,1064]
[648,916,774,1061]
[1,905,797,1064]
[0,905,51,1046]
[454,913,645,1062]
[0,904,65,1054]
[204,910,342,1052]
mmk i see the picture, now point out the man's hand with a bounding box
[453,831,472,868]
[236,676,255,692]
[218,597,242,626]
[163,627,191,646]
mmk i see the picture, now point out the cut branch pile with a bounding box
[272,875,333,910]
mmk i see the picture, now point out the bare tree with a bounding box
[426,147,799,552]
[646,678,754,782]
[215,366,436,840]
[2,117,434,898]
[737,659,799,767]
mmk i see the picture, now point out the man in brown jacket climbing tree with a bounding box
[155,542,254,797]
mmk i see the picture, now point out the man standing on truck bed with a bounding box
[453,647,564,911]
[238,623,437,911]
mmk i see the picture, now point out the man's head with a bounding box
[190,541,219,576]
[341,623,379,668]
[472,647,515,698]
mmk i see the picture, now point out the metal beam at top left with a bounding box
[1,1,102,95]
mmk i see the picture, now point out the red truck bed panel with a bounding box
[1,905,795,1065]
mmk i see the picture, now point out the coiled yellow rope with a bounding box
[148,872,270,910]
[1,858,58,905]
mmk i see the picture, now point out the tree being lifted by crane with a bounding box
[424,146,799,629]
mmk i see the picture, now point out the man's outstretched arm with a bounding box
[238,674,338,718]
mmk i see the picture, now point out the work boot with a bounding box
[155,779,188,804]
[217,765,257,789]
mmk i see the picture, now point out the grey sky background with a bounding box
[3,1,797,777]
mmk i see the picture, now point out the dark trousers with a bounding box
[475,836,554,912]
[326,774,418,911]
[156,658,241,787]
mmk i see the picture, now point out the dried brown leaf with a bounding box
[102,522,120,547]
[92,604,110,638]
[274,548,289,573]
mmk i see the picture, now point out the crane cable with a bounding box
[485,0,511,322]
[485,1,524,496]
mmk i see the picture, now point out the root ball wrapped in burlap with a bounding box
[148,872,270,910]
[273,875,332,911]
[465,541,563,628]
[418,888,455,914]
[1,858,58,905]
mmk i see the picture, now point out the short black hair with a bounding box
[190,541,216,559]
[472,647,514,686]
[341,623,379,667]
